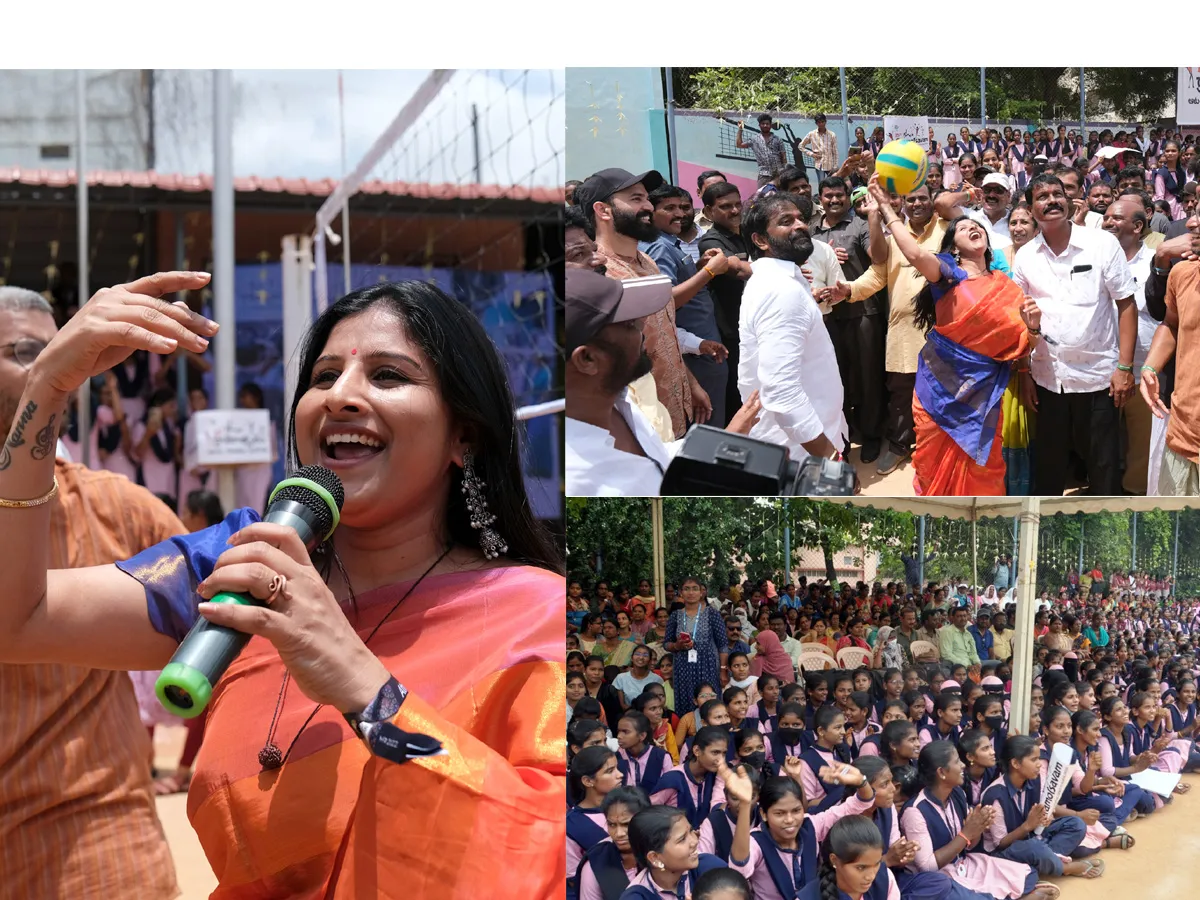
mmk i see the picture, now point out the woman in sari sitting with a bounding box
[0,274,565,898]
[866,175,1043,496]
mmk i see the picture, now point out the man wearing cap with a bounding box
[800,114,838,183]
[934,173,1014,253]
[738,191,850,468]
[737,114,788,188]
[565,269,761,496]
[576,168,708,440]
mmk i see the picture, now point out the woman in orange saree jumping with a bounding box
[876,180,1044,496]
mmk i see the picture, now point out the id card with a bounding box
[687,649,698,663]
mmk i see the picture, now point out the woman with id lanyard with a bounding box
[665,577,728,715]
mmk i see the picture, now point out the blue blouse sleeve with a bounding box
[114,507,262,643]
[929,252,968,302]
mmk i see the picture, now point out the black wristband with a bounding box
[344,676,445,765]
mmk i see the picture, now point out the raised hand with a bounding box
[717,760,756,803]
[782,755,806,781]
[817,763,866,787]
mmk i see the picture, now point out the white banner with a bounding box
[1178,68,1200,126]
[194,409,272,466]
[883,116,931,151]
[1037,743,1077,834]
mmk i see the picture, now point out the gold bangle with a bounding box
[0,477,58,509]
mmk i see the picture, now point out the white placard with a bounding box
[194,409,272,466]
[1178,68,1200,126]
[1037,743,1076,834]
[883,116,931,151]
[1129,768,1181,797]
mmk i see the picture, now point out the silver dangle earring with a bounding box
[462,451,507,559]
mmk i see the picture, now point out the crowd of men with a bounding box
[565,117,1200,497]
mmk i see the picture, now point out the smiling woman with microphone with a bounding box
[0,273,565,898]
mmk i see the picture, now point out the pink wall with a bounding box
[679,159,758,208]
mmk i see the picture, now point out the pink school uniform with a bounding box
[566,807,607,880]
[1031,760,1110,849]
[94,404,138,483]
[901,788,1035,899]
[650,761,727,810]
[577,839,637,900]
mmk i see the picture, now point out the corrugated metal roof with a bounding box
[0,167,564,204]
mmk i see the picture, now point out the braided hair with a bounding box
[819,815,884,900]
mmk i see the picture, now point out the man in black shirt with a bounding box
[808,176,888,462]
[698,181,752,426]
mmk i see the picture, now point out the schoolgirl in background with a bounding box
[859,701,908,758]
[919,692,964,747]
[1126,690,1193,786]
[569,747,625,881]
[903,690,928,726]
[620,805,727,900]
[577,786,652,900]
[634,689,680,765]
[617,711,669,794]
[570,719,609,763]
[569,672,589,724]
[970,694,1008,760]
[723,686,754,743]
[769,702,810,765]
[699,765,762,862]
[1047,705,1144,840]
[746,673,781,736]
[958,730,998,806]
[735,729,776,781]
[845,691,880,758]
[831,673,856,717]
[652,725,729,827]
[799,705,855,812]
[880,720,921,775]
[675,683,719,750]
[874,669,905,723]
[729,760,878,900]
[726,652,760,705]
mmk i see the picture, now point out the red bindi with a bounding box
[351,348,357,355]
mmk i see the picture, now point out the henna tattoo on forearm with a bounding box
[0,401,38,471]
[30,414,56,461]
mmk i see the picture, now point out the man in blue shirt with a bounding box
[641,184,730,425]
[968,608,994,661]
[724,616,753,657]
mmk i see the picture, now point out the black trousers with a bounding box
[1032,386,1121,495]
[825,313,886,444]
[685,354,728,431]
[720,330,742,429]
[885,372,917,454]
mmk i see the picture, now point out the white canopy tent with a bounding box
[646,496,1200,737]
[827,496,1200,735]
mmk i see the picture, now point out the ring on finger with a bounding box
[265,573,290,606]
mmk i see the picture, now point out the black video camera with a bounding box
[660,426,855,496]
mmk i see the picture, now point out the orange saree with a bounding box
[115,515,565,900]
[912,258,1030,496]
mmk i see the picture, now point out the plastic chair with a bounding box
[909,639,938,660]
[836,646,872,670]
[800,651,835,673]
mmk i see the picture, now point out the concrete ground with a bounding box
[154,725,217,900]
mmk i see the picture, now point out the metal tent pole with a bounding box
[1010,497,1042,735]
[212,70,237,515]
[76,71,91,467]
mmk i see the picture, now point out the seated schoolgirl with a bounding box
[1046,704,1144,840]
[1126,689,1192,792]
[880,720,921,775]
[619,805,727,899]
[746,673,782,736]
[919,692,964,747]
[903,689,929,727]
[800,705,857,811]
[1074,681,1096,712]
[726,652,760,706]
[652,725,729,828]
[617,710,670,794]
[769,701,811,764]
[569,746,626,881]
[578,786,652,900]
[735,728,777,781]
[693,868,752,900]
[1067,708,1144,846]
[1027,686,1044,734]
[859,701,909,758]
[633,690,679,765]
[874,669,905,725]
[727,757,878,900]
[724,685,755,742]
[958,730,998,806]
[571,717,610,763]
[796,815,902,900]
[854,666,875,695]
[674,683,720,749]
[900,742,1055,900]
[805,673,832,729]
[980,735,1100,880]
[1044,677,1079,715]
[699,764,762,862]
[845,691,881,759]
[1166,679,1200,769]
[832,673,856,718]
[970,694,1008,760]
[1096,696,1158,813]
[680,699,732,762]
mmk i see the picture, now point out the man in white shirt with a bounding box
[933,172,1013,255]
[1103,198,1156,494]
[565,269,762,496]
[739,191,849,464]
[1012,173,1137,495]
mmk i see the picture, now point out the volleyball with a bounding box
[875,139,929,195]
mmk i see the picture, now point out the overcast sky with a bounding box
[152,69,563,187]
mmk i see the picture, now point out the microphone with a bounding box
[155,465,345,717]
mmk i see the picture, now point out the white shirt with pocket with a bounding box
[566,389,676,496]
[1011,224,1136,395]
